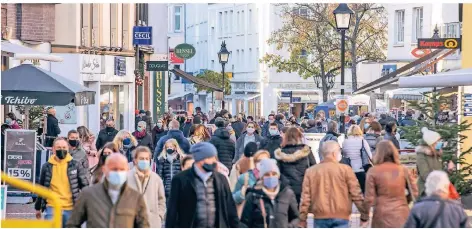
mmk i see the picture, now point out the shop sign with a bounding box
[174,43,196,59]
[146,61,168,71]
[4,129,36,193]
[277,83,318,90]
[417,38,461,49]
[232,82,259,91]
[291,97,302,103]
[80,55,104,74]
[381,65,397,77]
[170,51,184,64]
[281,91,293,97]
[114,57,126,76]
[411,48,431,58]
[153,71,166,121]
[133,26,152,45]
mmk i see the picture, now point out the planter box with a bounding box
[462,193,472,209]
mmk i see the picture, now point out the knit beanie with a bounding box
[244,142,259,158]
[257,159,280,177]
[421,127,441,146]
[190,142,217,162]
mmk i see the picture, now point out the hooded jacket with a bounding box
[274,144,316,204]
[154,130,191,157]
[210,128,236,171]
[234,133,264,163]
[260,135,282,158]
[415,145,443,196]
[232,120,246,139]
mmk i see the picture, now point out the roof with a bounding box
[170,68,223,92]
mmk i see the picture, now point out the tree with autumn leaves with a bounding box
[262,4,387,102]
[194,70,232,95]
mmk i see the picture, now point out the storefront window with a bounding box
[100,85,126,130]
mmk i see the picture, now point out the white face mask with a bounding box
[246,127,255,134]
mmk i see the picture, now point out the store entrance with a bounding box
[100,85,126,130]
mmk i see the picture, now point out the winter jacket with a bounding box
[154,130,191,157]
[318,132,339,161]
[299,157,368,222]
[120,145,137,163]
[415,145,443,196]
[165,166,240,228]
[260,135,282,158]
[341,136,373,173]
[151,127,167,147]
[234,133,264,163]
[156,154,182,198]
[95,127,119,150]
[305,126,324,133]
[127,168,166,228]
[240,183,300,228]
[364,133,383,154]
[404,195,469,228]
[46,114,61,137]
[210,128,236,171]
[182,122,192,138]
[274,144,316,204]
[35,155,89,211]
[66,180,150,228]
[232,121,246,139]
[82,135,98,168]
[364,163,418,228]
[384,132,400,149]
[400,116,416,127]
[232,170,258,204]
[70,146,90,171]
[133,131,154,151]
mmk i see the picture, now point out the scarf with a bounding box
[262,185,280,200]
[134,130,147,139]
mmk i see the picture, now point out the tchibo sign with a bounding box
[1,96,38,105]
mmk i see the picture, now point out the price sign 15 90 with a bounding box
[7,168,32,180]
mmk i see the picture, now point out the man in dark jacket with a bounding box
[45,107,61,147]
[95,119,119,150]
[231,114,246,139]
[166,142,240,228]
[35,138,89,227]
[154,120,191,158]
[260,122,283,158]
[67,130,89,170]
[209,117,236,171]
[400,111,416,127]
[182,116,193,138]
[261,114,277,137]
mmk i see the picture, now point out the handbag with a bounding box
[360,140,373,172]
[339,152,351,167]
[236,173,250,218]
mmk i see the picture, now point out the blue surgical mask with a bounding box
[263,176,279,189]
[123,138,131,145]
[435,141,444,150]
[137,160,150,171]
[364,124,370,130]
[137,127,143,132]
[107,171,127,187]
[269,129,279,136]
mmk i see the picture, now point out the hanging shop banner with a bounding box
[153,71,166,122]
[417,38,461,49]
[132,26,152,46]
[3,129,37,193]
[174,43,196,59]
[146,61,168,71]
[303,133,326,164]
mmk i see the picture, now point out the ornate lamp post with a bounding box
[218,41,230,110]
[333,3,354,134]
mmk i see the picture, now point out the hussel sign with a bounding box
[1,96,38,105]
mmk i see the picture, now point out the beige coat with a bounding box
[127,168,166,228]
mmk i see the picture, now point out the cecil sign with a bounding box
[417,38,461,49]
[133,26,152,46]
[174,43,196,59]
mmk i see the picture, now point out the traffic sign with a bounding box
[133,26,152,45]
[336,97,349,115]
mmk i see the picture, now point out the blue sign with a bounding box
[382,64,397,77]
[133,26,152,45]
[114,57,126,76]
[281,91,292,98]
[292,97,302,103]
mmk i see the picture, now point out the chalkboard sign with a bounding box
[3,130,37,193]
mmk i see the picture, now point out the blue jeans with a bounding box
[44,206,73,227]
[314,219,350,228]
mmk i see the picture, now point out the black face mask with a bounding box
[105,126,114,132]
[166,149,175,154]
[55,149,68,160]
[68,139,79,147]
[202,162,217,172]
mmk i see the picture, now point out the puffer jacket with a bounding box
[156,154,182,198]
[260,135,282,158]
[240,182,300,228]
[34,159,89,211]
[210,128,236,171]
[274,144,316,204]
[415,145,443,196]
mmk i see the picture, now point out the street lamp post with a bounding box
[218,41,230,110]
[333,3,354,134]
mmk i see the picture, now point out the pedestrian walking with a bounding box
[188,124,211,145]
[45,107,61,147]
[260,122,283,158]
[155,138,184,199]
[35,137,89,227]
[152,119,168,145]
[359,117,372,134]
[209,117,236,171]
[364,141,418,228]
[274,127,316,205]
[66,153,149,228]
[144,111,153,133]
[165,142,240,228]
[400,111,416,127]
[127,146,166,228]
[96,119,119,150]
[154,120,191,156]
[416,127,444,196]
[232,113,247,139]
[299,141,369,228]
[181,155,195,170]
[341,125,373,194]
[404,170,469,228]
[240,158,299,228]
[364,121,383,156]
[182,116,193,138]
[90,142,119,184]
[5,112,21,129]
[305,120,324,133]
[113,130,138,162]
[67,130,89,169]
[230,142,259,189]
[261,114,275,138]
[77,126,99,168]
[384,122,400,149]
[318,121,339,161]
[133,121,154,150]
[234,122,264,163]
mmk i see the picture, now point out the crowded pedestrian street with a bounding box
[2,2,472,228]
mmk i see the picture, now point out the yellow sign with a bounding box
[444,39,458,49]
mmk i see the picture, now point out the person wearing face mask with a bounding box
[113,130,138,162]
[260,123,283,158]
[45,108,61,147]
[261,114,276,138]
[5,112,21,129]
[166,142,240,228]
[305,119,324,133]
[35,138,89,227]
[127,146,166,228]
[133,121,154,151]
[66,153,150,228]
[96,119,119,150]
[152,119,168,145]
[90,142,119,184]
[234,122,264,163]
[209,117,236,171]
[156,139,185,199]
[67,130,89,171]
[240,158,299,228]
[232,113,247,139]
[384,121,400,150]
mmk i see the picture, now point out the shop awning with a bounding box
[226,93,261,100]
[398,68,472,88]
[354,49,452,95]
[385,87,435,100]
[168,92,192,100]
[1,40,63,61]
[170,68,223,92]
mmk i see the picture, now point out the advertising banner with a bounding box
[303,133,326,164]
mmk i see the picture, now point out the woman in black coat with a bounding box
[133,121,154,151]
[152,119,168,146]
[274,127,316,205]
[241,158,299,228]
[156,138,184,198]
